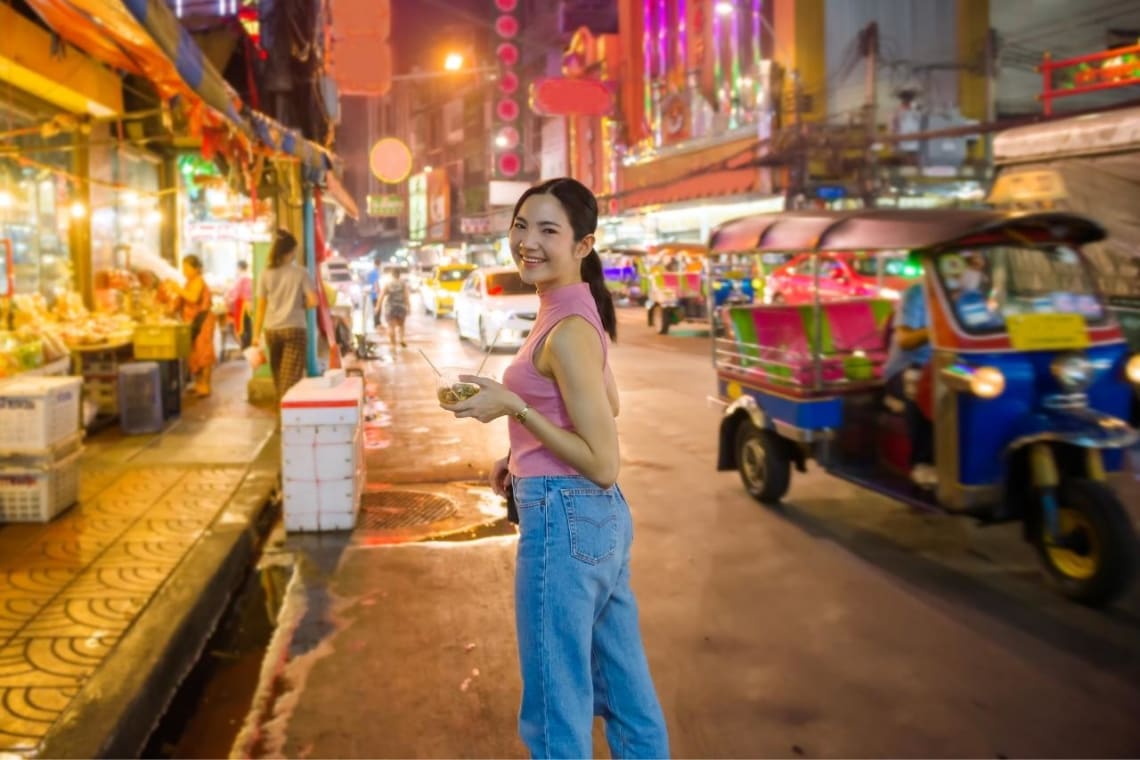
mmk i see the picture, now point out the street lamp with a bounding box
[444,52,465,72]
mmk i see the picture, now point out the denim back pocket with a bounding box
[561,488,619,565]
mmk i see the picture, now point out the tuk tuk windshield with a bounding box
[935,245,1106,333]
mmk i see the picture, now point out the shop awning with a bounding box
[612,166,764,213]
[24,0,334,179]
[324,172,360,220]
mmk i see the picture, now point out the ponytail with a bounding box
[581,249,617,341]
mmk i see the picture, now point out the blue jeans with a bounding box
[512,475,669,759]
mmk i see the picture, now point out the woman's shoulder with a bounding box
[547,314,606,353]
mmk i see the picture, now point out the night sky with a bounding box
[392,0,491,73]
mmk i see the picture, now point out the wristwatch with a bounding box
[513,403,530,424]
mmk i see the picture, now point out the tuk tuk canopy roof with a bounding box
[708,209,1106,254]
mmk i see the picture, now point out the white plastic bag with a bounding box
[243,345,266,370]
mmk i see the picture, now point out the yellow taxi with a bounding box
[422,263,476,318]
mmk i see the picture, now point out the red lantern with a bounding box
[498,153,521,177]
[494,0,517,10]
[499,71,519,95]
[496,126,520,150]
[495,15,519,39]
[497,98,520,121]
[497,42,519,66]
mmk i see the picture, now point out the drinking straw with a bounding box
[475,327,501,377]
[417,348,443,378]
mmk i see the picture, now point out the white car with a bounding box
[454,266,539,350]
[322,258,363,306]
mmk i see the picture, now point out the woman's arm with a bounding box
[177,278,204,304]
[537,318,620,486]
[252,295,267,343]
[605,367,620,417]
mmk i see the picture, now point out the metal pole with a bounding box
[303,185,320,377]
[862,22,879,208]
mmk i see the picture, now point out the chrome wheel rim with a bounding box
[741,437,767,490]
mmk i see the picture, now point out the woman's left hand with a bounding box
[440,375,522,423]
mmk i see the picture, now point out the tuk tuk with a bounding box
[711,209,1140,606]
[643,243,777,334]
[599,248,649,304]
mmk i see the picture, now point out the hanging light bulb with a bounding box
[69,201,87,219]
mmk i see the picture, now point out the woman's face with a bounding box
[509,193,591,291]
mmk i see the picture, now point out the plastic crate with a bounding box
[0,376,82,450]
[157,359,183,419]
[118,362,164,434]
[134,324,191,361]
[0,449,81,523]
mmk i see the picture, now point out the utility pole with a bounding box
[860,22,880,208]
[785,69,806,211]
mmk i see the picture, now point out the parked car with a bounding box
[321,258,362,306]
[422,263,476,318]
[764,251,920,303]
[454,266,539,350]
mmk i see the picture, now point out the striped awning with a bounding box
[25,0,334,179]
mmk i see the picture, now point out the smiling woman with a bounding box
[438,177,669,758]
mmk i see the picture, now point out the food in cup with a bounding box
[437,382,480,405]
[436,367,481,405]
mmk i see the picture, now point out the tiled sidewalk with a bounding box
[0,362,277,756]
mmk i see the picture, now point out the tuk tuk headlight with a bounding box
[1051,353,1094,392]
[1126,354,1140,384]
[970,366,1006,399]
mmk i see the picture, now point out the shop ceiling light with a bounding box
[69,201,87,219]
[714,1,736,16]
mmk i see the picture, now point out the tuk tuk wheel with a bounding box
[735,423,791,505]
[1033,479,1138,607]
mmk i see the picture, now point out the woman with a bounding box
[176,254,216,397]
[440,178,669,758]
[378,267,409,348]
[253,229,318,400]
[226,260,254,348]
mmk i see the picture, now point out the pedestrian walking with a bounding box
[252,229,318,400]
[174,254,216,398]
[440,177,669,759]
[226,259,254,348]
[378,267,410,348]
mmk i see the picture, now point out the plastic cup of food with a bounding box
[437,367,481,405]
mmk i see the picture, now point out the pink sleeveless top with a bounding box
[502,282,612,478]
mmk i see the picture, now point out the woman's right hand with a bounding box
[489,455,510,497]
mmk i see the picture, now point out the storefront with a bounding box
[177,155,273,290]
[0,95,79,304]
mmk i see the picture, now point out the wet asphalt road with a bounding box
[261,296,1140,758]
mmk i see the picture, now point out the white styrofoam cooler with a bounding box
[280,375,364,533]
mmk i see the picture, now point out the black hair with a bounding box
[237,260,249,271]
[511,177,616,341]
[269,229,298,269]
[182,254,203,272]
